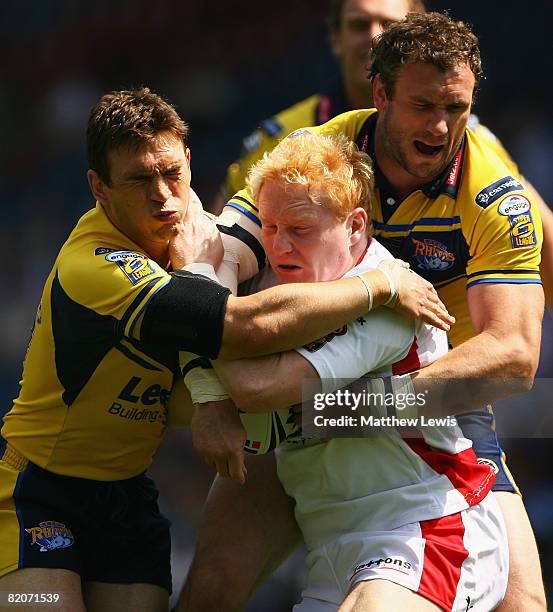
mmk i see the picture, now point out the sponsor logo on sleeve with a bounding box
[94,246,117,256]
[105,250,157,284]
[475,176,524,208]
[497,195,537,249]
[498,194,531,216]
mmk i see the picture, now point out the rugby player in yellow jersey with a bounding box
[180,12,546,612]
[0,88,449,612]
[218,0,553,309]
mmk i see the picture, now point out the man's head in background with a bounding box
[370,12,482,190]
[328,0,426,108]
[248,132,373,284]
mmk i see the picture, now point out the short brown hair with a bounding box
[328,0,426,32]
[247,132,374,224]
[370,12,482,98]
[87,87,189,185]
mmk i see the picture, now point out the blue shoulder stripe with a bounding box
[114,342,162,371]
[467,278,543,289]
[127,276,171,339]
[374,217,461,232]
[226,202,262,227]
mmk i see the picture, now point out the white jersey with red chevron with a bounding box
[277,238,496,551]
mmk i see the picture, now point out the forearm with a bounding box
[213,352,315,413]
[220,271,389,360]
[411,330,540,418]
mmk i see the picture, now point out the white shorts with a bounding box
[294,493,508,612]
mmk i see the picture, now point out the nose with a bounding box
[426,110,449,139]
[272,229,294,255]
[150,176,172,203]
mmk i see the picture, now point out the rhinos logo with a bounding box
[25,521,75,552]
[411,237,455,272]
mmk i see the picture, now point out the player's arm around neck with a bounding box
[411,282,544,417]
[219,262,454,361]
[220,275,381,360]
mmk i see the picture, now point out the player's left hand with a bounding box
[169,192,224,269]
[191,399,247,484]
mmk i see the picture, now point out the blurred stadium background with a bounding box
[1,1,551,608]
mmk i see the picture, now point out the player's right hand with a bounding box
[169,193,224,269]
[378,259,455,332]
[191,399,247,485]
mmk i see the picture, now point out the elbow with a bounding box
[505,346,538,393]
[228,385,270,414]
[218,374,269,413]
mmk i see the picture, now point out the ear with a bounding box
[185,147,192,179]
[372,74,388,112]
[347,208,368,248]
[87,169,110,207]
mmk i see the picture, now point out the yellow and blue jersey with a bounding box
[226,109,542,350]
[224,85,349,200]
[2,204,177,480]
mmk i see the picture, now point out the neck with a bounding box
[374,121,427,200]
[350,234,369,269]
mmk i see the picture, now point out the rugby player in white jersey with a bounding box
[180,132,508,611]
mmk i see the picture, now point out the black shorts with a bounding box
[0,446,172,592]
[457,407,519,494]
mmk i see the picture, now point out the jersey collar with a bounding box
[420,136,466,200]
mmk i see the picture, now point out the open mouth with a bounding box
[277,264,301,271]
[154,211,179,222]
[414,140,445,156]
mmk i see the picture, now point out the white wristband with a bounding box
[377,267,398,307]
[183,367,230,404]
[356,274,374,312]
[180,350,229,404]
[182,263,221,285]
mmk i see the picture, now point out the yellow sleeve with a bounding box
[57,247,170,339]
[223,96,321,199]
[463,190,542,289]
[469,116,520,176]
